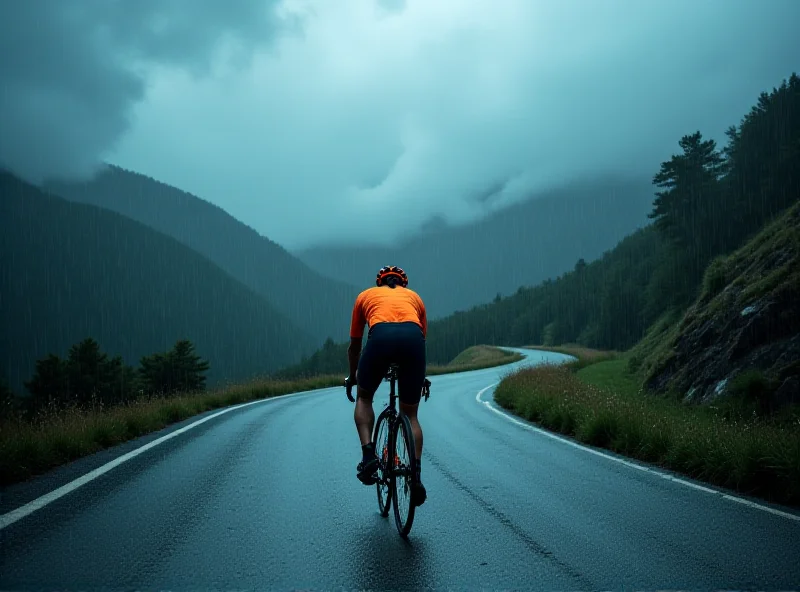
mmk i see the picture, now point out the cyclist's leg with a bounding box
[354,331,387,445]
[398,393,426,507]
[396,322,427,505]
[353,352,386,446]
[398,400,423,460]
[396,324,426,455]
[354,326,390,484]
[396,322,426,415]
[354,386,375,446]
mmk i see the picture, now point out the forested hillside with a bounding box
[46,165,358,345]
[296,175,653,319]
[427,74,799,361]
[0,172,317,391]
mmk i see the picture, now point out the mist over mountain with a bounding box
[0,171,317,391]
[296,175,654,318]
[46,165,359,345]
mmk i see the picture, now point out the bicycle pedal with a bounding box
[357,472,379,485]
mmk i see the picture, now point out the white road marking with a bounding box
[476,382,800,523]
[5,356,797,531]
[0,387,334,531]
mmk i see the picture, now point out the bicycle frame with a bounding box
[377,363,430,431]
[346,362,430,536]
[374,365,399,481]
[374,367,400,489]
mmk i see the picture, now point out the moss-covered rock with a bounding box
[643,202,800,411]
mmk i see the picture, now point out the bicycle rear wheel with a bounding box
[373,408,393,517]
[391,412,417,537]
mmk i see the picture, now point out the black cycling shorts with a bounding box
[357,321,426,405]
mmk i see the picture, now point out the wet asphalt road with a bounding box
[2,348,800,590]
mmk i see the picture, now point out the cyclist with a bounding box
[345,265,428,506]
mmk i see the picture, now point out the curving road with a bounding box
[2,349,799,590]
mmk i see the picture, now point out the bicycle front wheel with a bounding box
[373,408,393,518]
[391,412,417,537]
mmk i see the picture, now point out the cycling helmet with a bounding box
[376,265,408,287]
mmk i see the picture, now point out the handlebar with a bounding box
[344,376,432,403]
[344,376,356,402]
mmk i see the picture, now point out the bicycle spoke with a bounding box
[392,413,417,536]
[373,409,393,517]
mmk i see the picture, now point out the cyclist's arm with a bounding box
[347,338,361,380]
[348,293,366,380]
[418,296,428,339]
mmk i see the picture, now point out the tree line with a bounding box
[1,338,210,420]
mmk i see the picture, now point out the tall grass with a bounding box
[494,361,800,507]
[1,346,522,486]
[0,375,341,485]
[428,347,523,375]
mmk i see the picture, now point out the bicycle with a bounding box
[345,365,431,537]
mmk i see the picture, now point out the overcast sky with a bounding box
[2,1,799,250]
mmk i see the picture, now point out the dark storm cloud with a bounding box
[0,0,287,183]
[2,1,800,250]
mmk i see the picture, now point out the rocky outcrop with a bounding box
[645,203,800,411]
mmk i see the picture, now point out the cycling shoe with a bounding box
[357,456,379,485]
[412,480,427,506]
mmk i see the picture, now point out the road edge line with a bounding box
[0,386,333,531]
[475,383,800,523]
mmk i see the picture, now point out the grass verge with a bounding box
[1,346,521,486]
[494,356,800,508]
[427,345,524,375]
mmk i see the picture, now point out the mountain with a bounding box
[294,175,654,319]
[424,74,800,365]
[45,165,359,346]
[285,73,800,382]
[0,171,317,392]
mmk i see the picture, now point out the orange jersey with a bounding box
[350,286,427,339]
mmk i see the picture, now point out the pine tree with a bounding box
[65,338,118,406]
[170,339,210,393]
[139,340,210,395]
[650,132,725,245]
[648,131,726,293]
[24,353,70,410]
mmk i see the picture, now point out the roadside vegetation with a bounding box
[427,345,523,375]
[0,342,520,486]
[0,373,343,486]
[495,350,800,507]
[453,73,800,508]
[495,201,800,507]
